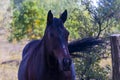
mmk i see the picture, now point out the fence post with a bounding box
[110,34,120,80]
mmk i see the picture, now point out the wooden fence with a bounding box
[110,34,120,80]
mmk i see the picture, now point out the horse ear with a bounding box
[47,10,53,25]
[60,10,67,23]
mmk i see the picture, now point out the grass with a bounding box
[0,64,18,80]
[0,51,21,80]
[0,52,21,80]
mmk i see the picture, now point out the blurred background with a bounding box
[0,0,120,80]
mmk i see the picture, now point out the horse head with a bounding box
[44,10,72,72]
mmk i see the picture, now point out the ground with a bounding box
[0,23,25,80]
[0,1,24,79]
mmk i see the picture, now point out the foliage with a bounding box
[9,0,120,79]
[10,0,80,41]
[9,1,46,41]
[70,0,120,79]
[75,58,109,80]
[82,0,120,37]
[66,8,96,40]
[73,44,111,80]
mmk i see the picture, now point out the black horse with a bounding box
[18,9,103,80]
[18,10,75,80]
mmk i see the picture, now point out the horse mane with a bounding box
[68,37,103,53]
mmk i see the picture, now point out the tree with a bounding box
[9,1,46,41]
[10,0,80,41]
[70,0,120,79]
[82,0,120,38]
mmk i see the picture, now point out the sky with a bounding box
[92,0,99,7]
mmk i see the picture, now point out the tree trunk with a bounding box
[110,34,120,80]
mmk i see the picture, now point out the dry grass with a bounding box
[0,0,19,79]
[0,36,28,80]
[0,38,25,80]
[0,47,22,80]
[0,64,18,80]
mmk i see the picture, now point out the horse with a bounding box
[18,10,76,80]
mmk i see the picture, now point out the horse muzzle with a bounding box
[62,58,72,71]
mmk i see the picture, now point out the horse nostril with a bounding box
[63,58,72,67]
